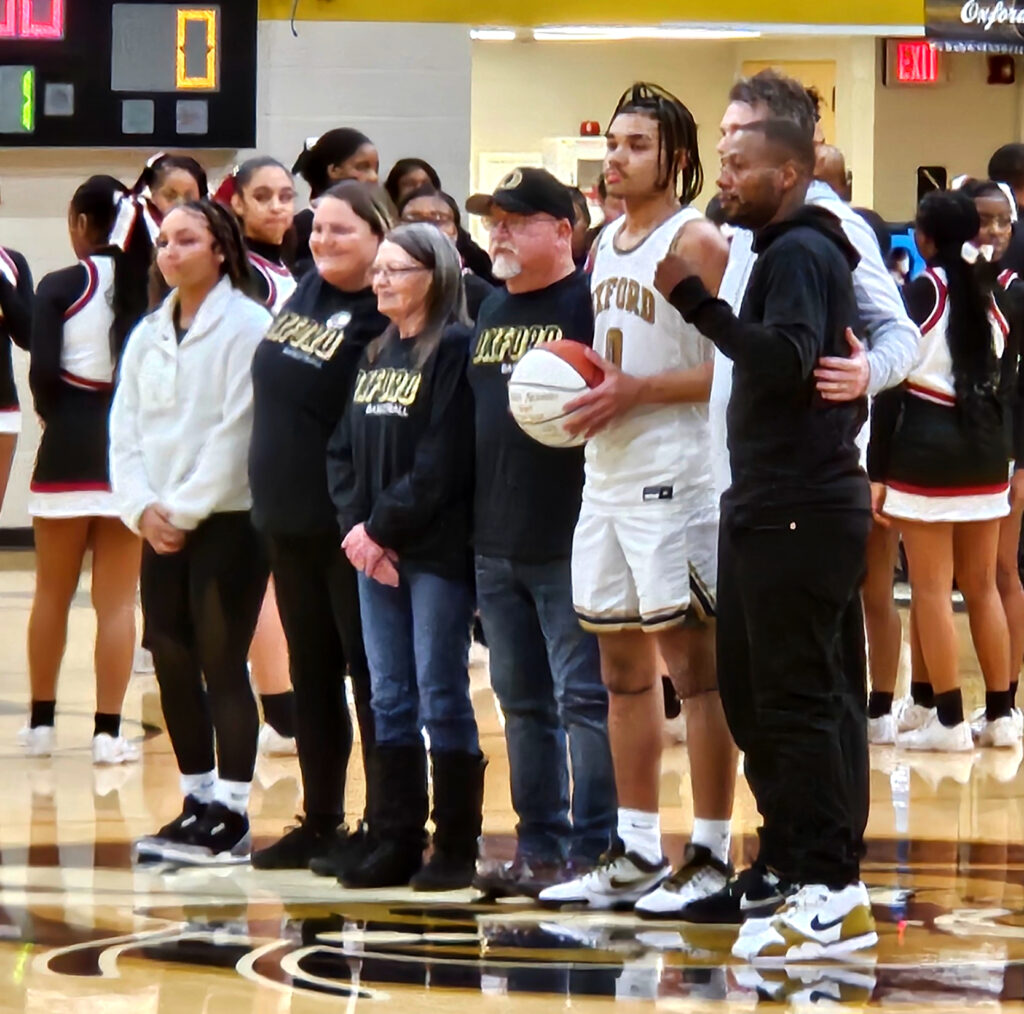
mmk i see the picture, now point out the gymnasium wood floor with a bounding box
[0,552,1023,1011]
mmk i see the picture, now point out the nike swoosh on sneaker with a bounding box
[210,823,226,836]
[809,912,847,932]
[740,891,783,910]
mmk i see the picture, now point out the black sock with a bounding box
[30,700,55,728]
[261,691,296,739]
[868,691,894,719]
[1012,680,1019,708]
[986,689,1013,722]
[934,689,964,728]
[94,712,121,738]
[910,681,935,708]
[306,812,343,835]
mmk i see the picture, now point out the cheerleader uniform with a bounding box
[870,266,1024,522]
[246,239,296,316]
[28,253,120,518]
[0,246,34,434]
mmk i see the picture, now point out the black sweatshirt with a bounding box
[467,270,594,562]
[669,205,868,515]
[327,324,475,579]
[0,248,33,410]
[249,269,387,535]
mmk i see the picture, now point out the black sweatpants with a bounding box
[716,504,871,888]
[140,512,268,783]
[265,530,374,823]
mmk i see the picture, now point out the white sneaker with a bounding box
[977,714,1022,748]
[897,702,935,734]
[258,724,298,757]
[537,841,670,911]
[635,843,731,919]
[133,646,155,673]
[867,713,896,745]
[971,706,1024,740]
[897,712,973,752]
[92,733,140,765]
[17,725,54,757]
[735,882,877,963]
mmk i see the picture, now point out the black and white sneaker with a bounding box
[537,839,670,910]
[635,843,733,919]
[673,863,792,925]
[132,794,207,863]
[161,802,251,865]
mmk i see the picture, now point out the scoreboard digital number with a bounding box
[0,0,256,146]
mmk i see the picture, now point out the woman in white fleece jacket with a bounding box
[110,199,272,866]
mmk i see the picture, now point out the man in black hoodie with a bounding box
[654,119,876,963]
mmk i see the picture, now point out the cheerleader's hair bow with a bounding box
[961,241,994,265]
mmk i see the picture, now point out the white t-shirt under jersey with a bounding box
[586,207,716,511]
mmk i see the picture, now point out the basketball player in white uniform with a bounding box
[539,83,736,914]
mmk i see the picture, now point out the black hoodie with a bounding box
[669,204,868,515]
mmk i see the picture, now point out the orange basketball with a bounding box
[543,339,604,388]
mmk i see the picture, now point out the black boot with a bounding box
[341,744,427,889]
[410,750,486,892]
[309,821,371,878]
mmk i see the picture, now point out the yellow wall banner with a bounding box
[259,0,923,28]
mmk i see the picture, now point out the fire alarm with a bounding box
[580,121,600,136]
[988,55,1016,84]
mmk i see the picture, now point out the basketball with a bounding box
[508,340,604,448]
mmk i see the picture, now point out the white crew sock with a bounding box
[691,818,732,866]
[180,771,216,804]
[617,808,662,865]
[215,779,252,816]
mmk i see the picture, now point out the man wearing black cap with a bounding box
[466,168,616,898]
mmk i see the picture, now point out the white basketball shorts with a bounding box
[572,500,718,632]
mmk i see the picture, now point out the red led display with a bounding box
[0,0,64,39]
[896,41,939,84]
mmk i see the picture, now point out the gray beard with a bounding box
[491,252,522,280]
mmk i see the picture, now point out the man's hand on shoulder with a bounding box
[814,327,869,401]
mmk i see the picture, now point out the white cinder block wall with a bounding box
[0,20,472,531]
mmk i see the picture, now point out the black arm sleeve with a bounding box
[667,244,829,386]
[29,264,88,420]
[364,338,474,552]
[326,403,367,537]
[0,249,34,351]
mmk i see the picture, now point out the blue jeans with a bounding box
[357,566,479,754]
[475,554,616,863]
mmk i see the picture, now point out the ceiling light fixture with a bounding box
[470,28,517,41]
[531,25,762,42]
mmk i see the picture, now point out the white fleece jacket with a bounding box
[109,277,272,533]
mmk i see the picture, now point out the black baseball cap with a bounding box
[466,168,575,221]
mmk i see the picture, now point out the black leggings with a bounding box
[140,512,268,783]
[266,530,374,822]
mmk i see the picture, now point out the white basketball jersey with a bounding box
[249,252,297,316]
[61,256,116,389]
[587,207,715,509]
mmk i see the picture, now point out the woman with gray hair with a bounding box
[327,223,481,891]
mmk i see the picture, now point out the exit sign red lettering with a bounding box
[896,41,939,84]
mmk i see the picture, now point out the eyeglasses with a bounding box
[402,211,455,225]
[483,214,556,235]
[370,265,429,281]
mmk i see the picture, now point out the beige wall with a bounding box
[873,52,1023,221]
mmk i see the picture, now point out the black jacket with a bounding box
[249,270,387,535]
[669,204,868,515]
[327,323,474,579]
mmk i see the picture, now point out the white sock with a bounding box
[691,818,732,866]
[617,808,662,865]
[180,771,215,804]
[215,778,251,815]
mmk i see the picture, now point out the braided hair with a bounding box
[916,189,999,433]
[148,198,254,307]
[610,82,704,204]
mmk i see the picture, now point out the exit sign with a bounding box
[885,39,942,86]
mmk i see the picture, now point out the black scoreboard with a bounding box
[0,1,257,147]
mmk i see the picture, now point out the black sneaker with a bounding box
[252,817,343,870]
[674,863,792,925]
[132,795,207,863]
[473,855,572,900]
[162,802,251,865]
